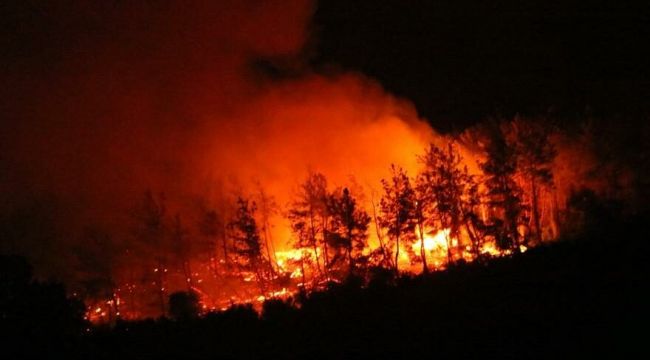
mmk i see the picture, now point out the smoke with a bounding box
[0,1,438,278]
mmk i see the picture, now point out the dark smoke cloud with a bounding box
[0,1,437,279]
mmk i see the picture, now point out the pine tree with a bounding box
[507,117,556,243]
[287,172,330,278]
[418,142,479,263]
[229,197,268,291]
[379,164,417,274]
[327,187,371,276]
[480,123,525,252]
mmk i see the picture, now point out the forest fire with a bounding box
[74,114,595,323]
[0,1,646,358]
[28,86,630,325]
[82,223,481,323]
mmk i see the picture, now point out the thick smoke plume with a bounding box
[0,1,438,279]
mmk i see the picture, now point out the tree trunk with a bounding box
[371,196,390,268]
[347,246,354,274]
[530,176,541,244]
[347,226,354,274]
[394,235,400,275]
[551,189,561,239]
[222,225,229,268]
[300,258,307,289]
[418,222,428,273]
[465,221,480,260]
[309,211,323,277]
[321,215,331,281]
[445,232,454,265]
[262,223,276,276]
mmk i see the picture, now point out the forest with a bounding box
[1,113,647,359]
[4,115,644,321]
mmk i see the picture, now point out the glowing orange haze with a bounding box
[193,74,448,252]
[81,72,474,321]
[0,1,524,321]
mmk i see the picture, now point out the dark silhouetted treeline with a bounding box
[2,209,643,359]
[0,255,86,358]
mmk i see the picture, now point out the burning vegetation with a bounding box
[0,3,646,342]
[76,116,634,323]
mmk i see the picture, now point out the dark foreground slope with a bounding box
[4,215,648,359]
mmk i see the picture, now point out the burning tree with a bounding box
[255,182,279,275]
[369,188,392,269]
[287,172,330,279]
[228,196,271,291]
[379,165,417,274]
[417,142,480,263]
[326,187,371,277]
[506,117,556,244]
[479,123,525,252]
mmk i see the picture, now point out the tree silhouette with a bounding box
[287,172,330,279]
[506,117,556,244]
[327,187,371,276]
[461,174,484,259]
[369,188,392,269]
[198,206,227,275]
[418,142,479,263]
[73,226,119,321]
[229,196,269,291]
[255,182,279,276]
[379,165,417,274]
[132,190,168,317]
[480,123,525,252]
[171,214,194,291]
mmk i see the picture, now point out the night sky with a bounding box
[3,0,649,132]
[312,0,650,131]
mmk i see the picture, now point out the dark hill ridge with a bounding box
[78,215,646,359]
